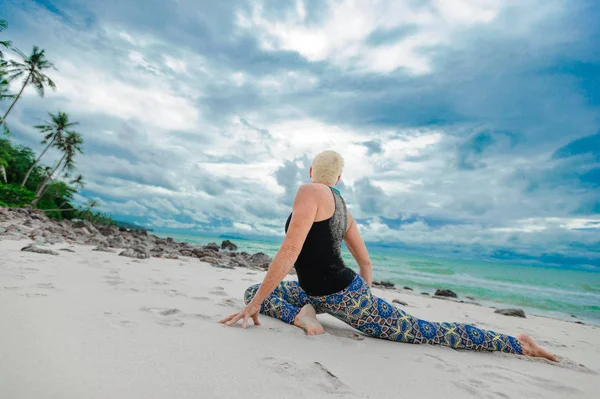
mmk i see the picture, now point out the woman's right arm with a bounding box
[343,212,372,286]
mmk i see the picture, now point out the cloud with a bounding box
[1,0,599,266]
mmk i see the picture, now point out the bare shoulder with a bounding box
[296,183,330,198]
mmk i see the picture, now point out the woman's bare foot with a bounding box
[293,304,325,336]
[516,333,558,362]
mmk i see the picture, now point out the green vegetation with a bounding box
[0,17,116,226]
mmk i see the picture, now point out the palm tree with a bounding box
[52,174,84,209]
[0,19,11,59]
[32,131,83,206]
[21,112,77,187]
[1,46,56,125]
[0,73,13,102]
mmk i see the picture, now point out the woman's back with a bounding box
[285,185,356,296]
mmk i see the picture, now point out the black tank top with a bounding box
[285,186,356,296]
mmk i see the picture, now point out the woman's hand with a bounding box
[219,302,261,328]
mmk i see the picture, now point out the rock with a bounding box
[373,280,395,289]
[107,236,126,248]
[421,292,430,296]
[392,299,408,306]
[221,240,238,251]
[93,246,116,253]
[59,248,76,253]
[179,250,194,257]
[205,242,219,251]
[249,252,272,269]
[434,289,457,298]
[198,256,224,265]
[21,244,59,256]
[574,321,585,325]
[73,220,99,234]
[494,308,526,318]
[228,254,250,268]
[119,246,151,259]
[212,263,235,269]
[466,296,476,300]
[403,286,413,291]
[99,225,119,236]
[192,247,218,258]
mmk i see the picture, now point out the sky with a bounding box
[1,0,599,267]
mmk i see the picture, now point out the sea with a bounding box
[156,232,600,326]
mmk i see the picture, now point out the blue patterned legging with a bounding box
[245,275,522,354]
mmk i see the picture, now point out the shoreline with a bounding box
[154,231,600,328]
[1,238,598,398]
[2,207,595,327]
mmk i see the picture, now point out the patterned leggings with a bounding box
[245,275,522,354]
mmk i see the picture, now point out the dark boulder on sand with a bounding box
[21,244,58,255]
[249,252,272,270]
[494,308,526,318]
[392,299,408,306]
[373,280,395,289]
[119,246,151,259]
[221,240,238,251]
[403,286,413,291]
[435,289,457,298]
[205,242,220,251]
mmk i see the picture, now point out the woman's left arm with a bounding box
[219,184,318,328]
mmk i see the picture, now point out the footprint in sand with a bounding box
[36,283,56,289]
[164,289,187,298]
[219,297,244,308]
[139,307,185,327]
[260,357,354,396]
[22,292,47,297]
[105,275,125,286]
[209,286,228,296]
[149,278,171,285]
[192,296,210,301]
[189,313,213,321]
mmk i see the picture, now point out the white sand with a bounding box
[1,239,598,399]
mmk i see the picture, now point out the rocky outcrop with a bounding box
[434,289,457,298]
[0,207,278,272]
[494,308,526,318]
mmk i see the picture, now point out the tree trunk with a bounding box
[21,135,57,187]
[31,153,66,206]
[0,72,31,125]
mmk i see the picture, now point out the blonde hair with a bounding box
[311,150,344,185]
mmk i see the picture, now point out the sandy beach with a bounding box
[1,239,598,399]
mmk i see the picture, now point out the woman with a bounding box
[220,151,557,361]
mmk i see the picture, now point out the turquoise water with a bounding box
[158,233,600,326]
